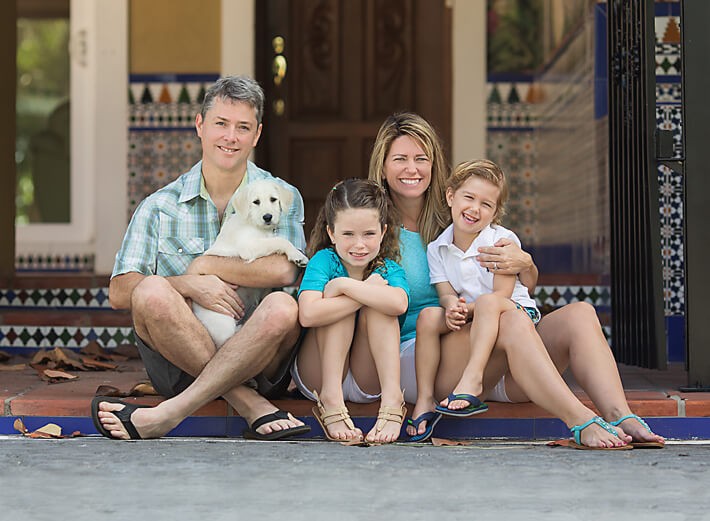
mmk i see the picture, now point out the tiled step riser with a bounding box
[0,284,610,353]
[0,326,134,350]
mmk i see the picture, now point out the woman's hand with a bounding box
[476,238,533,275]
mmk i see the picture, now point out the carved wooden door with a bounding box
[255,0,451,238]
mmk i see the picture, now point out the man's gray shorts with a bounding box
[134,330,299,400]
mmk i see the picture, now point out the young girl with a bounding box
[409,160,540,435]
[292,178,409,443]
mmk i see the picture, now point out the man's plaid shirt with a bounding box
[112,160,306,279]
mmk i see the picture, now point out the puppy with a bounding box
[192,178,309,347]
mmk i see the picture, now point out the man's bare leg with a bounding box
[97,277,302,439]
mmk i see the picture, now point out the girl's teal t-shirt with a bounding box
[298,247,410,326]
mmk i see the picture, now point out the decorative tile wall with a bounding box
[654,4,684,316]
[0,326,133,349]
[486,80,538,246]
[127,74,219,219]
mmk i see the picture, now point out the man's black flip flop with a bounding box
[91,396,150,440]
[242,410,311,440]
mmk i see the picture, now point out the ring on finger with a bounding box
[493,262,498,271]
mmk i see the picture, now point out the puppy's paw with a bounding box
[289,251,309,267]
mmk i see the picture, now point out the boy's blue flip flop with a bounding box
[407,411,442,442]
[435,393,488,417]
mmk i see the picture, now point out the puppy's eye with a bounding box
[253,199,260,205]
[270,197,277,203]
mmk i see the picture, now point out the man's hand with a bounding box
[445,296,468,331]
[187,274,245,319]
[476,238,533,275]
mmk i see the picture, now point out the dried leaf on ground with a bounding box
[14,418,28,434]
[94,381,158,398]
[80,356,118,371]
[95,385,123,397]
[14,419,83,438]
[42,369,79,383]
[114,343,140,359]
[32,348,85,371]
[431,437,473,447]
[129,382,157,396]
[80,341,112,360]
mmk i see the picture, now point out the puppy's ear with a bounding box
[277,183,293,212]
[234,185,251,215]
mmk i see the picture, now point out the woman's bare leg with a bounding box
[438,310,631,448]
[536,302,664,444]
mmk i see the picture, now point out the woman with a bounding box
[367,112,665,448]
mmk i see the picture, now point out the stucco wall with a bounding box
[130,0,221,74]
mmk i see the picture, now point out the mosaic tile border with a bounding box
[0,326,134,349]
[0,284,607,311]
[128,74,219,130]
[0,287,111,309]
[535,285,610,308]
[15,254,95,272]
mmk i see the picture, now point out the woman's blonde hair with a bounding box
[308,178,400,276]
[367,112,450,245]
[447,159,508,225]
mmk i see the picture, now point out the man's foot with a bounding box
[242,406,308,438]
[609,414,665,446]
[242,410,311,440]
[92,396,177,440]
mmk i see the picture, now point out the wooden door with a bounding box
[256,0,451,238]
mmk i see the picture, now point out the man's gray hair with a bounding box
[200,75,265,124]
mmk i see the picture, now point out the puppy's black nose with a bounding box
[263,213,273,223]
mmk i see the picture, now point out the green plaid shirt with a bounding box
[112,160,306,279]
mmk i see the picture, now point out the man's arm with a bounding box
[108,272,146,310]
[187,253,300,288]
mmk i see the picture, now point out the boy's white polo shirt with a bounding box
[427,223,536,308]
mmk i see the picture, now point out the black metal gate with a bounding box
[607,0,666,368]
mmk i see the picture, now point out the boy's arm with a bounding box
[492,273,516,299]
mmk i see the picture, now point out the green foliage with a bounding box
[487,0,543,74]
[16,18,70,224]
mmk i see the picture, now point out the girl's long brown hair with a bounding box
[308,178,400,276]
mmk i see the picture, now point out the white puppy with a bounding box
[192,178,309,347]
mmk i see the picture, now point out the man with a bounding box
[92,75,310,440]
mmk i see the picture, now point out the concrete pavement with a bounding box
[1,437,709,521]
